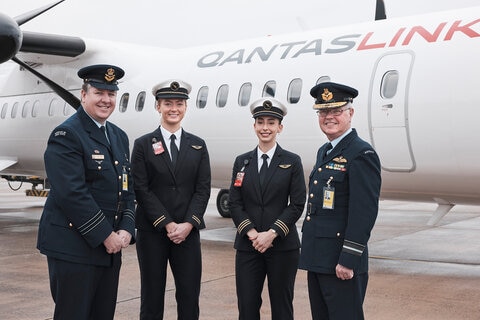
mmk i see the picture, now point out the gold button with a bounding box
[69,223,73,227]
[309,193,314,198]
[115,160,119,165]
[336,233,340,237]
[97,166,101,170]
[313,180,318,185]
[115,215,118,220]
[306,216,311,221]
[318,168,322,172]
[118,176,122,180]
[118,192,122,196]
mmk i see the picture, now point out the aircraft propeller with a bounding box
[0,0,83,109]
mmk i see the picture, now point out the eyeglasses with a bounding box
[316,107,350,117]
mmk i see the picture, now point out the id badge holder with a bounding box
[234,163,248,187]
[122,165,128,191]
[234,172,245,187]
[322,176,334,210]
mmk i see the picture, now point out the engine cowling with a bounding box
[0,12,22,64]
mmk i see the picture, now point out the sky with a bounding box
[1,0,479,48]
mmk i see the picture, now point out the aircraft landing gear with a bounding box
[216,189,230,218]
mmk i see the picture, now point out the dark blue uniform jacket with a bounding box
[299,129,381,274]
[37,107,135,266]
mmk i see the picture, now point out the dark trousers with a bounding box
[136,229,202,320]
[235,249,299,320]
[47,255,121,320]
[307,271,368,320]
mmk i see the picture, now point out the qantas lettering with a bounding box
[197,18,480,68]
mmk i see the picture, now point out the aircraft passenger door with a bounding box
[369,51,415,172]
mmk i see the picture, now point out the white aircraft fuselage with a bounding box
[1,6,479,221]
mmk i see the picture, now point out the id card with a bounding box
[122,166,128,191]
[234,172,245,187]
[322,186,335,209]
[152,141,164,155]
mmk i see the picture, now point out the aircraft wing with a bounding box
[0,158,18,171]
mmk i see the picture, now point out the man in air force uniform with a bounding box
[299,82,381,320]
[37,64,135,320]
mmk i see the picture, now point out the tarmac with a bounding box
[0,180,479,320]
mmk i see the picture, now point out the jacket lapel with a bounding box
[78,107,110,150]
[152,128,176,178]
[261,146,282,195]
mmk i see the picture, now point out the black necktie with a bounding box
[259,154,269,188]
[100,125,109,145]
[170,134,179,166]
[323,143,332,160]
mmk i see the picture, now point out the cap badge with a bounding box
[263,100,272,109]
[104,68,116,82]
[170,81,180,91]
[322,88,333,102]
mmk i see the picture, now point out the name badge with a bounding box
[152,141,164,155]
[234,172,245,187]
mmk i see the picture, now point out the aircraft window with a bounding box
[32,101,40,118]
[135,91,146,112]
[315,76,331,85]
[1,103,7,119]
[287,78,303,104]
[22,101,31,118]
[119,93,129,113]
[196,86,209,109]
[216,84,229,108]
[11,102,19,119]
[262,81,276,97]
[49,99,62,116]
[381,71,399,99]
[63,103,73,116]
[238,83,252,106]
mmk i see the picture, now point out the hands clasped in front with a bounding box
[166,222,193,244]
[103,230,132,254]
[247,229,276,253]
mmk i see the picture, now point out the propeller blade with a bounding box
[11,56,80,110]
[14,0,65,26]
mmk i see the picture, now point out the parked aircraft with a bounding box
[1,1,479,225]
